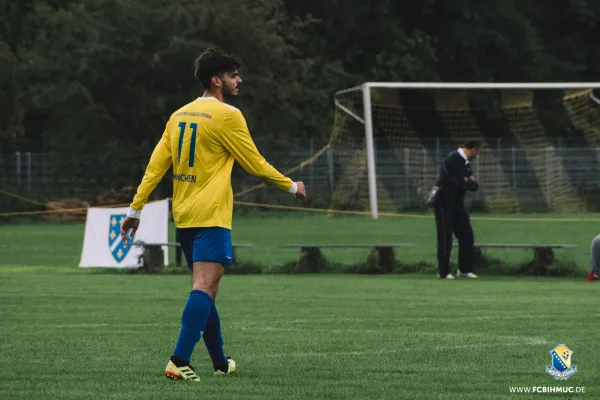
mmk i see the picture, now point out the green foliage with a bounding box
[463,250,581,277]
[2,0,600,198]
[224,260,264,275]
[0,39,22,148]
[1,0,341,196]
[220,257,577,277]
[285,0,600,83]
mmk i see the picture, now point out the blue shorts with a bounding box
[177,227,233,269]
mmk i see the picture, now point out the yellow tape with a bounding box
[233,201,432,218]
[0,208,89,217]
[233,201,600,223]
[0,188,47,206]
[3,139,600,223]
[233,143,331,198]
[0,202,132,217]
[2,195,600,222]
[0,139,333,216]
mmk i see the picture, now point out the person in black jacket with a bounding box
[433,140,480,279]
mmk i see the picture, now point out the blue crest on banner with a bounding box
[108,214,131,263]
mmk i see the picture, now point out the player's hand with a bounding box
[469,175,475,181]
[120,217,140,242]
[294,181,306,199]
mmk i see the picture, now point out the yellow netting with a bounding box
[327,87,600,213]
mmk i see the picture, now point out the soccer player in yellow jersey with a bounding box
[119,47,306,381]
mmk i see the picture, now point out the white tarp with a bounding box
[79,199,169,268]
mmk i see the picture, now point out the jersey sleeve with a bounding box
[219,108,293,192]
[130,119,174,211]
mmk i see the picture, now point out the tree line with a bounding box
[1,0,599,190]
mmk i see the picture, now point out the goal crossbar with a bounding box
[364,82,600,90]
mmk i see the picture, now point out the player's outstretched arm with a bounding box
[120,126,173,241]
[220,109,305,197]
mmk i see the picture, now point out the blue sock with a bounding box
[203,301,227,366]
[173,290,212,362]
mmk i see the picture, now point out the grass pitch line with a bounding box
[246,338,548,360]
[237,325,548,346]
[0,322,177,329]
[288,314,556,324]
[23,321,558,341]
[409,331,547,344]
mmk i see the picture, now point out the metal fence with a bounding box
[373,146,600,211]
[0,149,337,212]
[2,146,600,213]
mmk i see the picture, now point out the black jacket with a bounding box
[435,150,479,207]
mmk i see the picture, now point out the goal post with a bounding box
[333,82,600,219]
[362,84,378,219]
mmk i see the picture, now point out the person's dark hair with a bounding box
[194,47,242,89]
[463,140,480,149]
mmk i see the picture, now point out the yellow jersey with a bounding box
[128,96,294,229]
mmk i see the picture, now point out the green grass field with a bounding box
[2,212,600,270]
[1,213,599,399]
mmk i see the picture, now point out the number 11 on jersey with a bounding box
[177,122,197,167]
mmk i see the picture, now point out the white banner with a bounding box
[79,199,170,268]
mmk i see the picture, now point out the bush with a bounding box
[43,198,89,222]
[464,248,581,277]
[124,246,582,278]
[224,261,264,275]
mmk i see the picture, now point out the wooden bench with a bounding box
[281,244,416,273]
[452,243,578,268]
[127,241,256,272]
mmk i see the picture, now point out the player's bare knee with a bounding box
[192,261,223,295]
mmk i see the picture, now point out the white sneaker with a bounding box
[437,273,455,279]
[457,271,478,279]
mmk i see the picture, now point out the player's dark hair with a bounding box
[194,47,242,90]
[463,140,480,149]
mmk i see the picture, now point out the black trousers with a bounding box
[434,202,474,277]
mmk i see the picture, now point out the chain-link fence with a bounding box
[3,144,600,214]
